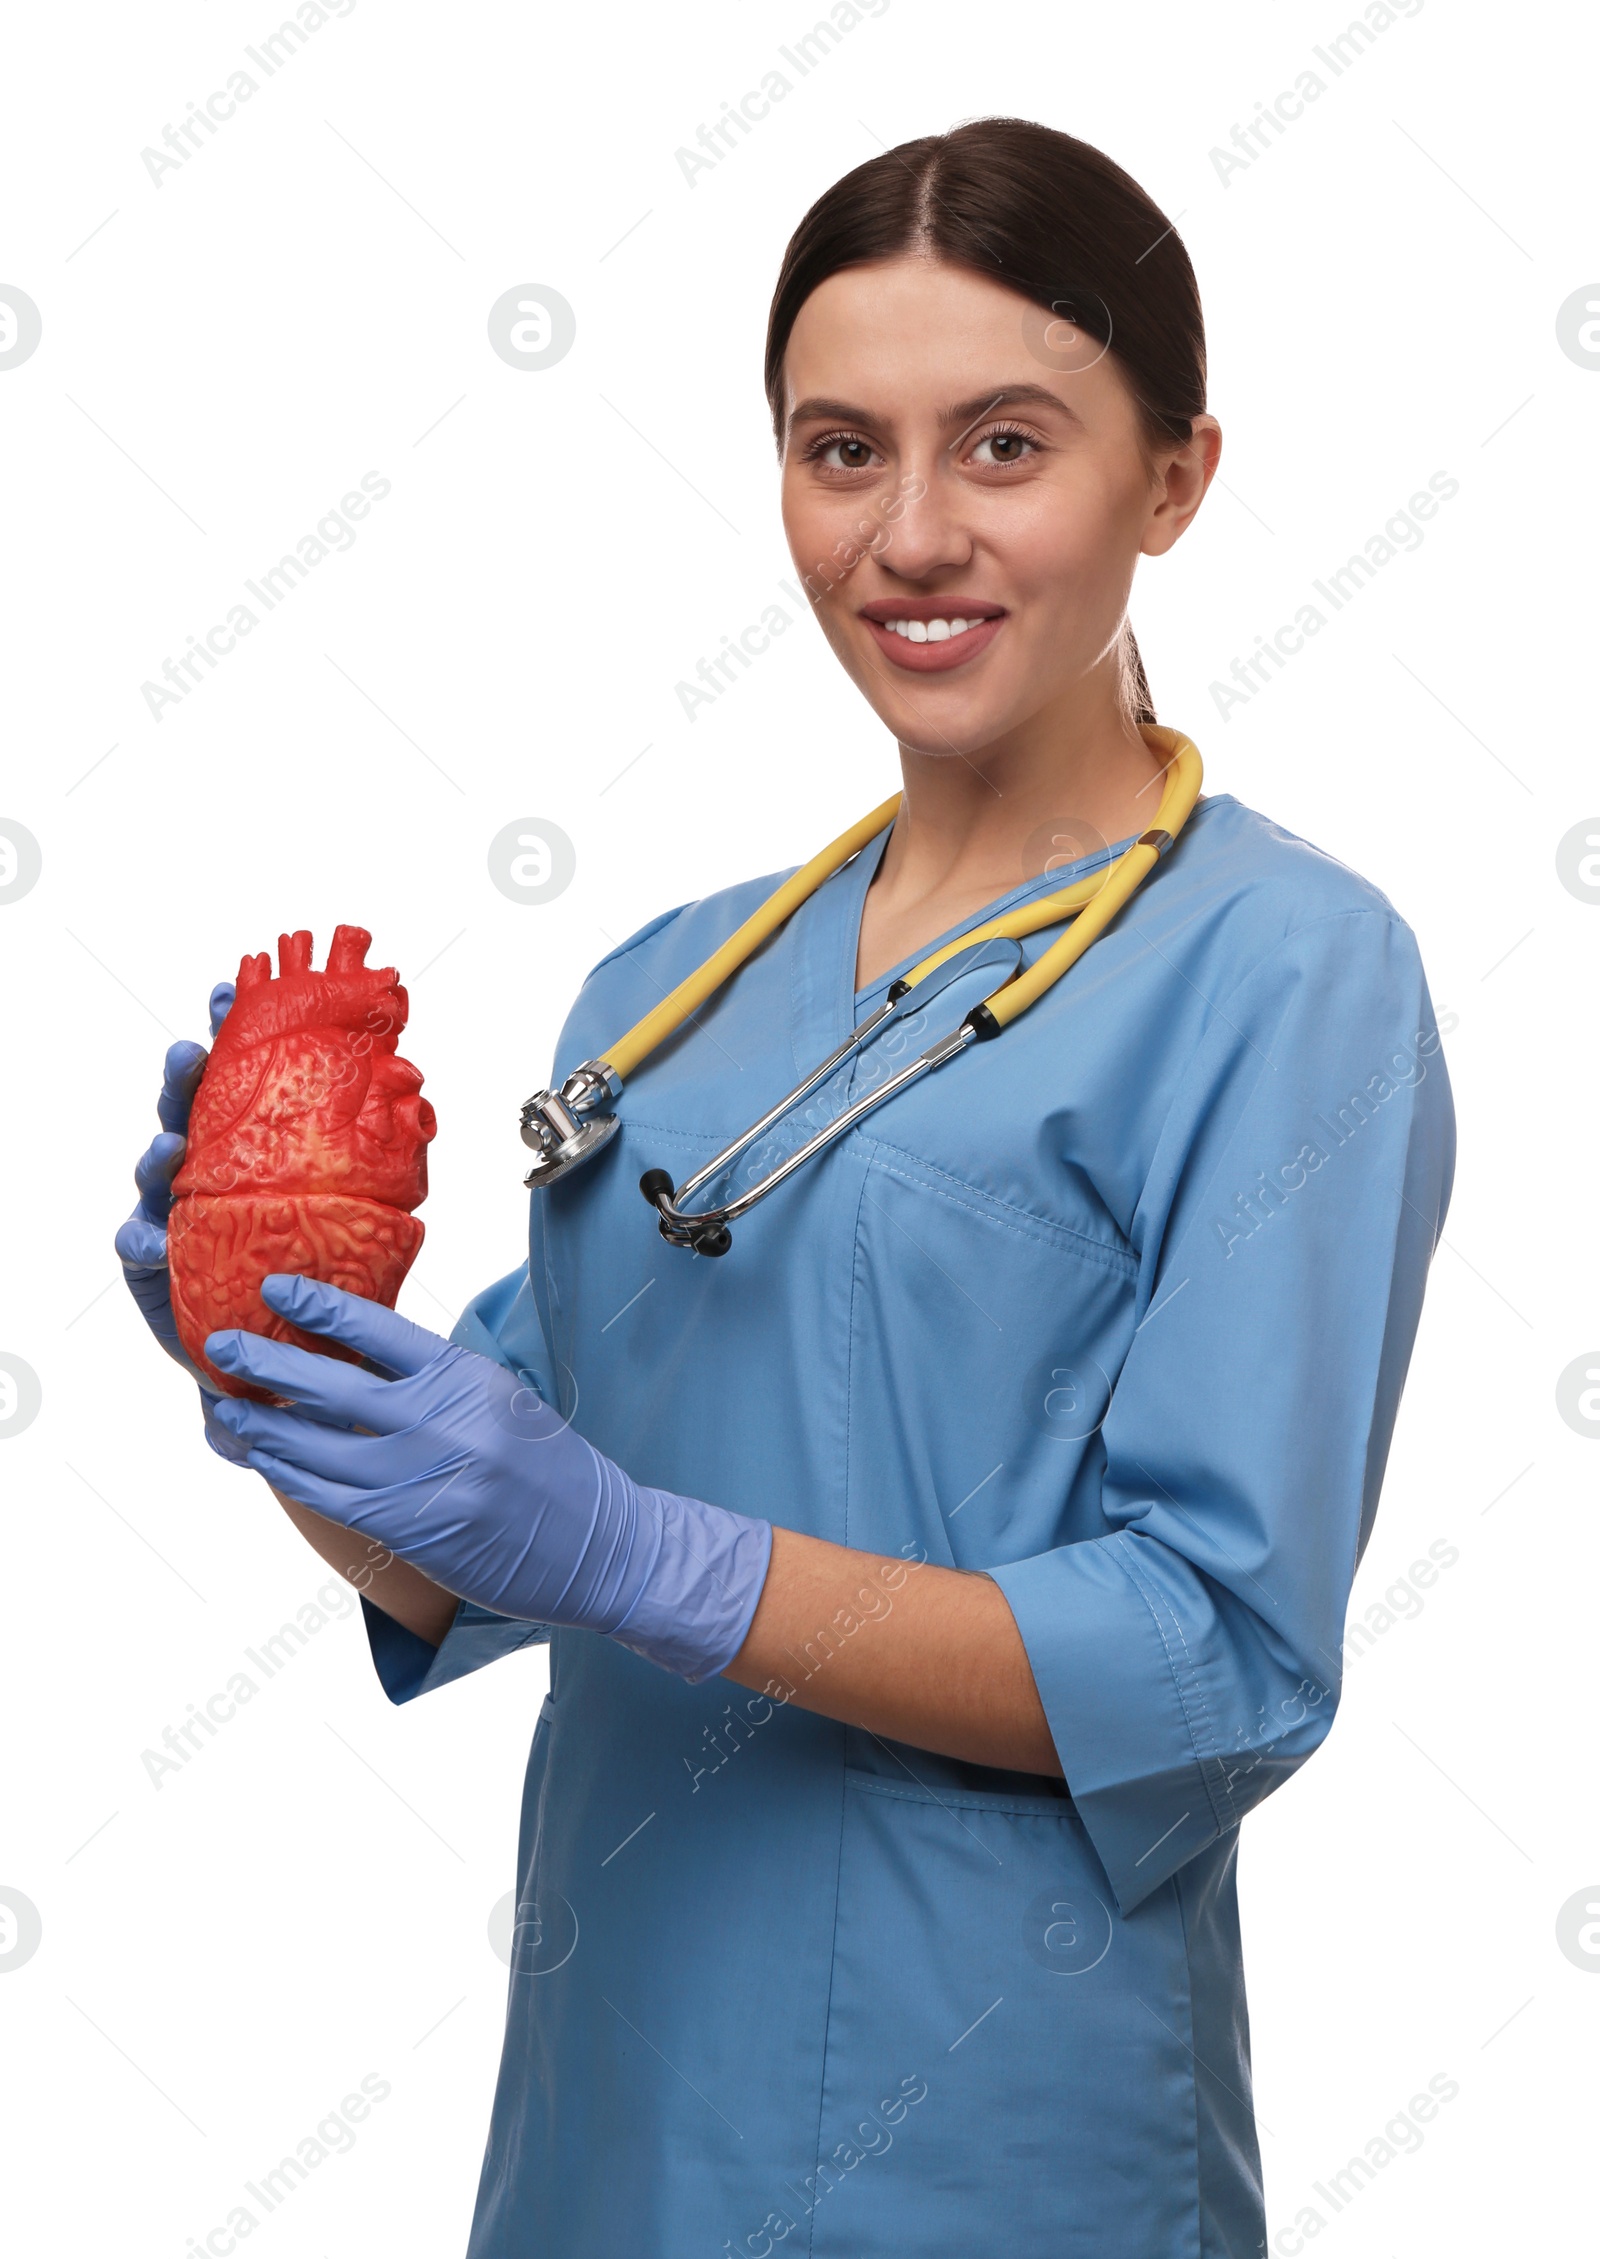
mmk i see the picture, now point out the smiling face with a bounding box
[778,257,1219,762]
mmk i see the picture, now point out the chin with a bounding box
[894,725,1002,761]
[867,687,1019,761]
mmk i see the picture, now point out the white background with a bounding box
[1,1,1594,2252]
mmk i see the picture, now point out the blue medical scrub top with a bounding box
[363,788,1455,2258]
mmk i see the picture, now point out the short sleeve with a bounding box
[448,1260,560,1401]
[362,1594,548,1704]
[989,910,1456,1914]
[360,1261,558,1704]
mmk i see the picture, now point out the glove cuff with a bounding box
[605,1487,774,1684]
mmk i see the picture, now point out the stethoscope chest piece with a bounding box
[520,1063,623,1188]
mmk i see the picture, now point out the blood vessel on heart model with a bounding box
[169,925,436,1400]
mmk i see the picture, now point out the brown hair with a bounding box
[764,118,1207,726]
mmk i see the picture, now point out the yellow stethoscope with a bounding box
[519,726,1202,1254]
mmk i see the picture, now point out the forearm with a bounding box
[215,1288,1057,1735]
[269,1485,460,1647]
[722,1525,1062,1777]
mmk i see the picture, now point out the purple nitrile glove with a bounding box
[114,981,237,1386]
[203,1273,774,1683]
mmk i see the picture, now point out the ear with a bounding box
[1141,414,1222,557]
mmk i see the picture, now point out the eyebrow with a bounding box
[785,382,1081,443]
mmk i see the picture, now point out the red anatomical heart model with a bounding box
[169,926,436,1399]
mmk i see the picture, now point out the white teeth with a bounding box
[884,616,983,640]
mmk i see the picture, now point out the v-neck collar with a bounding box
[789,821,893,1070]
[850,828,1141,1016]
[790,793,1218,1066]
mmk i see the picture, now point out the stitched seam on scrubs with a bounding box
[613,1116,780,1150]
[842,1165,873,1555]
[844,1771,1074,1818]
[1111,1536,1238,1840]
[1170,1865,1209,2259]
[526,1164,576,1452]
[797,1167,874,2259]
[576,898,694,986]
[1179,906,1412,1076]
[855,1145,1139,1281]
[807,1750,852,2259]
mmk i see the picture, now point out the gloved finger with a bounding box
[133,1131,188,1221]
[115,1213,168,1270]
[236,1445,378,1527]
[241,1451,446,1558]
[156,1041,210,1136]
[201,1393,255,1465]
[209,981,235,1039]
[205,1325,395,1426]
[207,1396,438,1484]
[259,1274,450,1379]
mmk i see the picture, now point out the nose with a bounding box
[876,464,975,583]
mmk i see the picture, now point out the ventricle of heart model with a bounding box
[169,925,436,1400]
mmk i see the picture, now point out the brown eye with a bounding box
[809,432,879,471]
[970,427,1039,467]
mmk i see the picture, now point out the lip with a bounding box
[857,597,1008,675]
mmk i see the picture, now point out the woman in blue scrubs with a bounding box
[121,118,1455,2257]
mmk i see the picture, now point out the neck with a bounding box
[886,685,1163,903]
[854,669,1169,992]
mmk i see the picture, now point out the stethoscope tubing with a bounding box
[519,729,1203,1252]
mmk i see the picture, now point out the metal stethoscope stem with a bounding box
[640,968,996,1257]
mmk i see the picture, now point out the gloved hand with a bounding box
[114,982,237,1383]
[204,1274,774,1683]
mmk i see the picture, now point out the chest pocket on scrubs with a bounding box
[842,1153,1138,1572]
